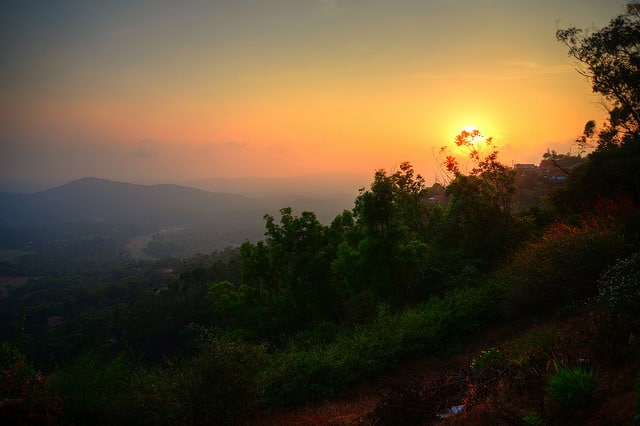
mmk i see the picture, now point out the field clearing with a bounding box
[125,227,185,260]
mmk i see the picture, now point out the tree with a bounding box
[236,208,343,336]
[441,129,516,214]
[552,2,640,209]
[334,162,432,307]
[353,161,429,236]
[437,130,517,268]
[557,2,640,145]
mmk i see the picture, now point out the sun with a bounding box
[457,125,485,145]
[460,125,479,133]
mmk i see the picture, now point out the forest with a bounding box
[1,4,640,425]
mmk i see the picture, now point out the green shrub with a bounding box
[292,320,339,348]
[501,219,623,317]
[122,337,266,425]
[470,347,504,373]
[258,280,501,406]
[522,413,545,425]
[50,352,131,425]
[504,324,558,381]
[597,253,640,318]
[508,323,557,359]
[545,365,597,410]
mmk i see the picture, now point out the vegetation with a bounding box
[0,342,62,423]
[597,252,640,317]
[0,3,639,424]
[545,365,598,411]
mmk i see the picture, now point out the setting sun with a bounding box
[0,0,619,188]
[456,126,486,146]
[460,125,479,133]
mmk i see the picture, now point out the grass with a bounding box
[258,280,501,407]
[545,364,598,417]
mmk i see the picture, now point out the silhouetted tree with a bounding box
[334,162,431,307]
[557,2,640,145]
[553,3,640,210]
[441,129,516,214]
[229,208,344,338]
[438,130,517,268]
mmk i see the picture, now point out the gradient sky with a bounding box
[0,0,628,190]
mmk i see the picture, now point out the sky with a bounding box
[0,0,629,192]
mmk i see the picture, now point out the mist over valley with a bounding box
[0,175,365,260]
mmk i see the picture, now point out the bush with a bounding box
[122,337,266,425]
[258,280,501,406]
[522,413,545,425]
[0,342,61,423]
[50,352,131,425]
[545,365,597,411]
[501,217,624,317]
[597,252,640,318]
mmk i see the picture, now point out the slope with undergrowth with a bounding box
[258,307,639,425]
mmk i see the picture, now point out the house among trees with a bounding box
[513,163,538,175]
[539,155,585,181]
[514,154,585,182]
[427,182,448,205]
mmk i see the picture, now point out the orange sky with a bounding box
[0,0,625,191]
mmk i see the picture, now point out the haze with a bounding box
[0,0,624,193]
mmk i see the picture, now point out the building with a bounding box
[513,163,538,176]
[539,156,585,181]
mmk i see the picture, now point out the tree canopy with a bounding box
[557,2,640,145]
[553,2,640,208]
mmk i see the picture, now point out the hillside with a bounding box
[0,177,278,258]
[0,177,267,228]
[0,177,363,257]
[261,309,640,425]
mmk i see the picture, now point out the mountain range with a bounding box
[0,177,361,258]
[0,177,269,229]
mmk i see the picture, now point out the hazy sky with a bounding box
[0,0,627,190]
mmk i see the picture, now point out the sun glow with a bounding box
[460,125,479,133]
[457,125,485,145]
[442,115,496,147]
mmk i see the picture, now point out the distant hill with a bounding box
[0,177,267,229]
[0,177,366,257]
[185,174,366,224]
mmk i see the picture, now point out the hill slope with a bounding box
[0,177,267,228]
[260,310,639,425]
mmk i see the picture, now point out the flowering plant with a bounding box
[597,253,640,317]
